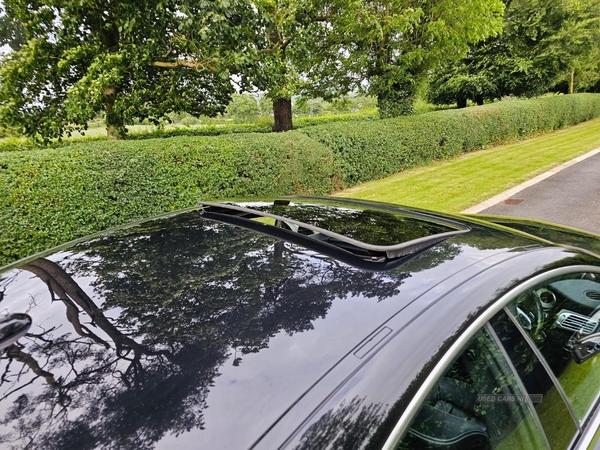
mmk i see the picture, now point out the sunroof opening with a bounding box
[251,217,277,226]
[266,203,454,246]
[199,199,469,265]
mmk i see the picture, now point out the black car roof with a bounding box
[0,198,575,450]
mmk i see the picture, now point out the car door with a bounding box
[498,271,600,450]
[400,323,551,450]
[395,267,600,450]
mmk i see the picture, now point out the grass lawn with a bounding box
[334,117,600,213]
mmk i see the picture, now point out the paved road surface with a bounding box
[479,153,600,235]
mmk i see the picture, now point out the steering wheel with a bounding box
[515,288,555,338]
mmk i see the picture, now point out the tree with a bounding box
[297,0,504,118]
[240,0,320,132]
[0,0,253,140]
[428,72,496,108]
[236,2,371,131]
[225,94,261,122]
[293,397,387,449]
[428,0,599,106]
[550,0,600,94]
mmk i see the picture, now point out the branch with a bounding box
[280,37,294,51]
[150,59,218,73]
[257,39,292,55]
[257,47,278,55]
[0,377,38,402]
[1,358,12,384]
[5,344,58,386]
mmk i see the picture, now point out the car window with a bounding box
[504,272,600,422]
[398,326,549,450]
[490,311,578,450]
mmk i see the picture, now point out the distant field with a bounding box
[68,122,229,138]
[0,99,442,143]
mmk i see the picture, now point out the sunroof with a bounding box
[199,199,469,263]
[258,202,454,246]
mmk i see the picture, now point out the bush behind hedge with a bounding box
[300,94,600,186]
[0,132,337,265]
[0,110,380,153]
[2,93,600,267]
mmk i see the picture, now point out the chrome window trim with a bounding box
[582,390,600,429]
[503,305,581,430]
[578,406,600,450]
[382,265,600,450]
[485,322,552,450]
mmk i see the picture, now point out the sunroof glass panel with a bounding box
[252,203,456,247]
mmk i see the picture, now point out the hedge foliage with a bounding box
[0,132,337,265]
[301,94,600,186]
[2,93,600,267]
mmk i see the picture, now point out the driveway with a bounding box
[464,149,600,235]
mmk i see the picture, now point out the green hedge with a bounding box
[300,94,600,186]
[2,93,600,267]
[0,132,337,265]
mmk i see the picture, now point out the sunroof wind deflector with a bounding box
[199,201,469,261]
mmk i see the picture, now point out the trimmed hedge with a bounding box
[0,132,338,265]
[2,93,600,267]
[301,94,600,185]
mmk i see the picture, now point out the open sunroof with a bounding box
[199,200,469,266]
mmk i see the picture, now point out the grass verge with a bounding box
[334,117,600,213]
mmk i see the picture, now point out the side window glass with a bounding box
[490,311,578,450]
[399,327,548,450]
[505,272,600,422]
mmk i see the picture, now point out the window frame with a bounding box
[383,265,600,450]
[484,321,553,449]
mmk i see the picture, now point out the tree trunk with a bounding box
[569,68,575,94]
[22,258,172,361]
[457,98,467,108]
[5,345,58,386]
[103,86,123,140]
[272,98,293,132]
[475,96,484,106]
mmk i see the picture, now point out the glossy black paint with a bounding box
[0,198,598,450]
[473,214,600,257]
[269,247,588,450]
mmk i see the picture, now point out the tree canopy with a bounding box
[428,0,600,107]
[237,0,505,131]
[298,0,505,117]
[4,0,598,137]
[0,0,254,140]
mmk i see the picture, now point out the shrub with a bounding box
[300,94,600,186]
[180,116,200,126]
[0,110,381,152]
[0,132,338,266]
[0,135,107,153]
[2,93,600,267]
